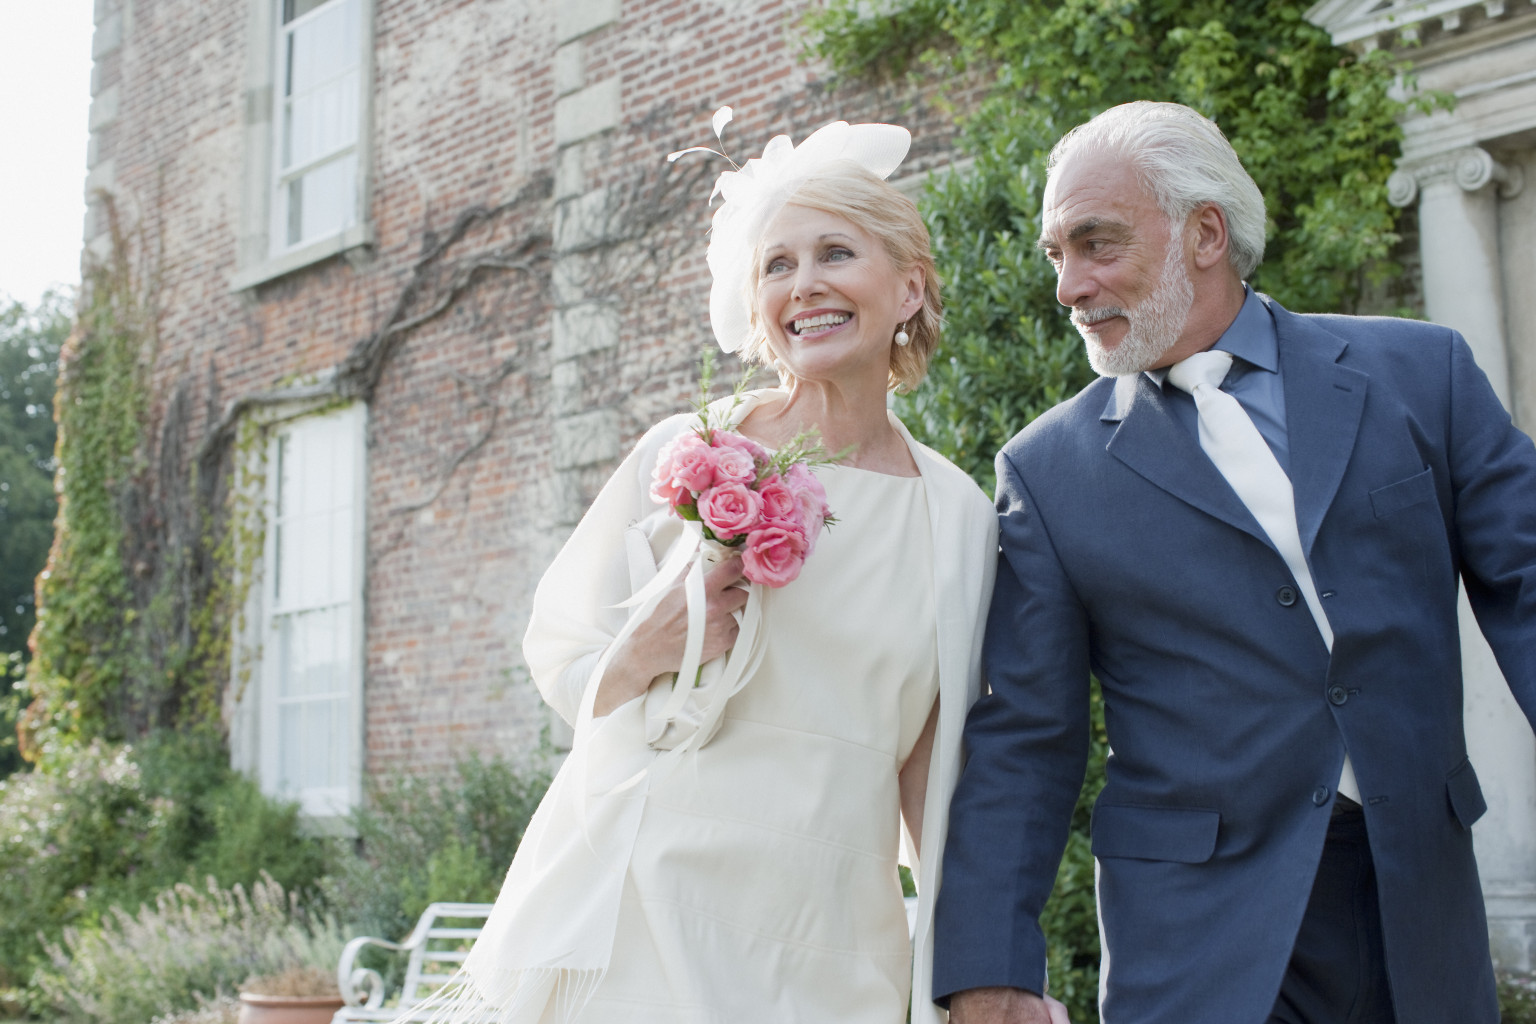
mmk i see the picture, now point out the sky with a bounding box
[0,2,95,309]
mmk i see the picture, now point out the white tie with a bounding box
[1168,350,1359,803]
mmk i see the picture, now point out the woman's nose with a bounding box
[791,260,825,301]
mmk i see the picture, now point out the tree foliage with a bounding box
[0,291,70,776]
[807,0,1427,484]
[802,2,1430,1017]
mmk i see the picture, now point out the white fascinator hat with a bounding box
[670,107,912,354]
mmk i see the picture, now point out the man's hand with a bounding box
[949,986,1071,1024]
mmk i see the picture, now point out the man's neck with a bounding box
[1154,275,1249,369]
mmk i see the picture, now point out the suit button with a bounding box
[1328,685,1348,706]
[1313,786,1331,806]
[1276,586,1298,607]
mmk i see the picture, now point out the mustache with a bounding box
[1071,307,1126,328]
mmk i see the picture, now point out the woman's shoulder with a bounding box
[892,418,991,508]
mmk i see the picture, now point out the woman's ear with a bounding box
[897,266,926,322]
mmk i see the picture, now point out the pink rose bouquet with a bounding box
[649,389,837,588]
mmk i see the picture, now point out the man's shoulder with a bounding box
[1000,376,1118,462]
[1263,294,1457,355]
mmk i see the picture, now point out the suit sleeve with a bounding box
[931,447,1092,1001]
[1446,333,1536,726]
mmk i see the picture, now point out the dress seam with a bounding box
[631,891,912,957]
[643,791,894,861]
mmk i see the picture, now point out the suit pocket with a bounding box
[1091,804,1221,863]
[1369,467,1435,518]
[1446,758,1488,829]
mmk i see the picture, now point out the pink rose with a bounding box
[668,433,721,493]
[785,463,830,552]
[650,475,692,507]
[711,444,758,485]
[741,524,808,587]
[697,481,763,540]
[755,475,802,530]
[649,438,693,507]
[714,429,771,468]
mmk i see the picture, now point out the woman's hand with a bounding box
[595,555,749,716]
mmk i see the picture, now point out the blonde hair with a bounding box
[741,163,942,393]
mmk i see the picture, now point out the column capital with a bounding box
[1388,146,1524,207]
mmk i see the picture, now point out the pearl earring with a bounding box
[894,322,910,347]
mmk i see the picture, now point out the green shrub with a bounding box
[0,733,328,1004]
[1502,970,1536,1024]
[150,996,239,1024]
[34,873,344,1024]
[325,753,551,941]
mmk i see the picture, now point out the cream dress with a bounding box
[573,464,939,1023]
[454,394,997,1024]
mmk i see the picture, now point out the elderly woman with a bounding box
[430,118,1010,1024]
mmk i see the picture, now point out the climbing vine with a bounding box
[21,208,155,762]
[22,142,711,762]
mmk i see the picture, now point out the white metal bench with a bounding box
[332,902,493,1023]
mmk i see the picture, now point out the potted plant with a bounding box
[236,966,344,1024]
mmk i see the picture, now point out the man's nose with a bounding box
[1055,255,1095,309]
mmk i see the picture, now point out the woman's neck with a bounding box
[738,377,917,475]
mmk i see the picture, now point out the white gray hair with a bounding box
[1047,101,1267,279]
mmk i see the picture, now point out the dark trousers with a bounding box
[1267,801,1397,1024]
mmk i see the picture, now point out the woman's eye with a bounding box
[765,258,789,274]
[825,247,854,262]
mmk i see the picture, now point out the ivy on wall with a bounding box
[21,217,155,761]
[805,0,1438,484]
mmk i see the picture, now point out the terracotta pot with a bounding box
[236,992,346,1024]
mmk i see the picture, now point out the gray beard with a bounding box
[1075,235,1195,377]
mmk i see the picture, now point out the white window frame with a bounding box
[232,0,374,291]
[231,402,367,822]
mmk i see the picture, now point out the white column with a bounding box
[1391,145,1536,969]
[1389,146,1520,400]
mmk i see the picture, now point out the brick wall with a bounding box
[88,0,970,784]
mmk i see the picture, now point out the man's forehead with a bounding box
[1042,153,1152,236]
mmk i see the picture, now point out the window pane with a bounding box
[278,697,347,793]
[260,406,361,813]
[284,0,332,25]
[277,606,346,698]
[274,0,360,253]
[284,69,359,169]
[287,2,358,97]
[286,153,357,248]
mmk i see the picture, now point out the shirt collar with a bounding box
[1144,285,1275,388]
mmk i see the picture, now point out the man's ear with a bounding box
[1191,203,1230,272]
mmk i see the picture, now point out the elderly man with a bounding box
[932,101,1536,1024]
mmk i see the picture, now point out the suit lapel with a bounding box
[1269,301,1368,554]
[1103,372,1273,548]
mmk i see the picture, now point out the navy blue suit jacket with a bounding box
[933,296,1536,1024]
